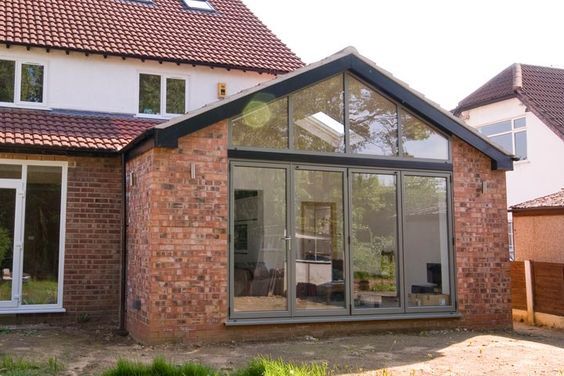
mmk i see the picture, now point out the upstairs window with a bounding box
[479,117,527,160]
[229,73,450,160]
[0,59,45,105]
[138,73,187,116]
[183,0,214,11]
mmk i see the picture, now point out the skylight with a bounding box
[183,0,214,11]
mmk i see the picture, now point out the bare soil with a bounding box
[0,322,562,375]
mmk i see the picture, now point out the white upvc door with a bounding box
[0,179,24,308]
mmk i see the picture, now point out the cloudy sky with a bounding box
[243,0,564,110]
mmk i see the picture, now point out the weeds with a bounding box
[0,356,62,376]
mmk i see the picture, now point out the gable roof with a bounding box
[511,189,564,211]
[0,107,159,154]
[0,0,303,74]
[126,47,515,170]
[454,64,564,141]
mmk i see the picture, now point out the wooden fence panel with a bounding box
[511,261,527,310]
[533,262,564,316]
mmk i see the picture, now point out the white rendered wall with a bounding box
[0,45,273,117]
[461,98,564,207]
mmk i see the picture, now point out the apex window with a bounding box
[0,59,46,106]
[138,73,187,116]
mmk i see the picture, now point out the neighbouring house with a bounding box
[0,5,515,344]
[510,189,564,263]
[0,0,301,319]
[453,64,564,258]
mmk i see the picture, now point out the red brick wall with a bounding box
[452,137,512,328]
[126,121,229,343]
[125,131,512,344]
[0,153,123,322]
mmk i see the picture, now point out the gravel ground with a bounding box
[0,322,562,375]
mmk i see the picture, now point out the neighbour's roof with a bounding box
[130,46,515,170]
[0,107,160,153]
[454,64,564,141]
[511,189,564,211]
[0,0,303,74]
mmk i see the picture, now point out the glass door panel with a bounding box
[232,165,288,313]
[350,172,400,311]
[294,168,346,311]
[22,166,63,305]
[0,183,21,307]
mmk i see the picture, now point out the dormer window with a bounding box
[183,0,214,11]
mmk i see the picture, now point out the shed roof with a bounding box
[511,189,564,211]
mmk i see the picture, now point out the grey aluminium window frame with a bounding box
[228,159,457,322]
[228,73,453,166]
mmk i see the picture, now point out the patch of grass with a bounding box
[234,357,328,376]
[101,357,218,376]
[0,356,62,376]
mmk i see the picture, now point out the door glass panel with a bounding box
[351,173,399,309]
[295,169,345,310]
[349,77,399,156]
[292,75,345,153]
[232,166,288,312]
[401,110,449,160]
[404,176,451,307]
[0,188,16,302]
[22,166,62,305]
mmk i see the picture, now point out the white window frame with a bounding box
[136,70,190,119]
[479,117,527,161]
[0,55,49,109]
[0,159,68,314]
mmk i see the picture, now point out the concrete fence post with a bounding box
[524,260,535,324]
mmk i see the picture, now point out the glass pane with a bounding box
[351,173,399,309]
[184,0,214,11]
[166,78,186,114]
[0,164,22,179]
[20,64,44,103]
[233,166,287,312]
[22,166,62,305]
[479,120,512,136]
[293,75,345,153]
[0,188,16,303]
[404,176,451,307]
[514,117,526,129]
[401,111,449,160]
[0,60,15,102]
[349,77,398,156]
[231,97,288,149]
[295,169,345,310]
[515,131,527,160]
[139,74,161,115]
[489,133,513,154]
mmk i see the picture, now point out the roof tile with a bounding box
[0,0,303,74]
[0,107,160,152]
[511,189,564,210]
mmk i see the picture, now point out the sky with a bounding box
[242,0,564,110]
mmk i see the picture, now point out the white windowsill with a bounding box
[0,102,50,111]
[0,307,65,315]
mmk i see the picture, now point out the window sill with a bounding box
[225,311,461,326]
[0,102,50,111]
[0,307,65,315]
[136,113,184,120]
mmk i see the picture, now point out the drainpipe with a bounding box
[116,152,129,336]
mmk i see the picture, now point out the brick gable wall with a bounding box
[125,126,512,344]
